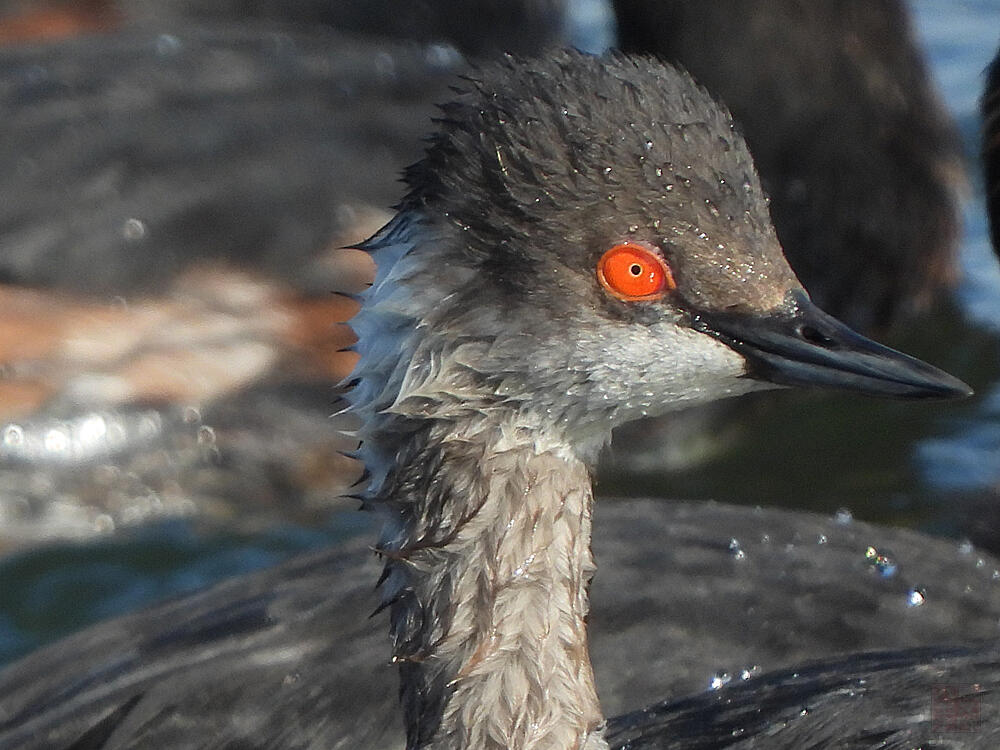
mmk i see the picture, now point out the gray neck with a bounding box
[376,415,606,750]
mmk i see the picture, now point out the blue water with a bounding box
[2,1,1000,667]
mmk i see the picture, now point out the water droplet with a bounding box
[77,414,108,446]
[122,218,147,241]
[906,587,926,607]
[817,534,828,545]
[959,539,975,556]
[44,427,71,455]
[728,538,746,560]
[2,424,24,447]
[834,507,853,525]
[864,545,897,578]
[709,670,732,690]
[627,224,639,234]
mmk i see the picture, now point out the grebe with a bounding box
[0,51,989,749]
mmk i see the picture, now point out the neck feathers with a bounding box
[346,213,607,750]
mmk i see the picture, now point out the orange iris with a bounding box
[597,243,675,301]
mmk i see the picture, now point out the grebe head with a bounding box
[355,52,968,458]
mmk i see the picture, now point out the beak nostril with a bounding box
[798,324,836,348]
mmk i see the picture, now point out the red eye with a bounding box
[597,242,675,301]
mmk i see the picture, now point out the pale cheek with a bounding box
[572,323,753,422]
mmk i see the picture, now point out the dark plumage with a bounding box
[2,501,1000,749]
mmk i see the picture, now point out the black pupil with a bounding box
[629,263,643,276]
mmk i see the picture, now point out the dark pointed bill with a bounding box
[692,291,972,400]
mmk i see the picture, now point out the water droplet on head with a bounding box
[906,587,926,607]
[959,539,975,556]
[817,534,828,545]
